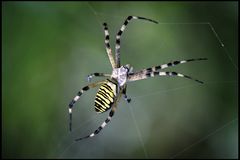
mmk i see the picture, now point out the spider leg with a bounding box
[103,23,117,69]
[115,16,158,68]
[75,91,123,141]
[68,81,105,132]
[87,73,111,82]
[75,110,114,141]
[144,58,207,72]
[122,86,131,103]
[128,71,204,84]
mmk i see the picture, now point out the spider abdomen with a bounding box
[94,79,117,113]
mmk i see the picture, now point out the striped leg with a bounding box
[87,73,111,82]
[128,71,204,84]
[115,16,158,68]
[103,23,116,69]
[75,91,123,141]
[144,58,207,72]
[68,81,105,132]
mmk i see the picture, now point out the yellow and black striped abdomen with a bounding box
[94,80,117,113]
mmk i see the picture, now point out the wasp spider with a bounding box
[68,16,207,141]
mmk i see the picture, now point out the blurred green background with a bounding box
[2,1,238,159]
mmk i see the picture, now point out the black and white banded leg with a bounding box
[144,58,208,72]
[128,71,204,84]
[115,16,158,68]
[103,22,116,69]
[68,81,104,131]
[75,110,114,141]
[87,73,111,82]
[75,92,123,141]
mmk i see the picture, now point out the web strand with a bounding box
[170,118,238,158]
[128,103,149,159]
[131,80,237,100]
[87,2,102,28]
[85,5,238,71]
[57,79,237,158]
[58,4,237,158]
[208,23,238,71]
[87,3,150,158]
[55,114,99,158]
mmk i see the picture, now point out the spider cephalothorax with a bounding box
[112,65,132,86]
[68,15,207,141]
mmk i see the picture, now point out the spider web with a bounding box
[54,2,238,159]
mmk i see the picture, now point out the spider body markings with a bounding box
[68,16,207,141]
[94,78,117,113]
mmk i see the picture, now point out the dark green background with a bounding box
[2,1,238,159]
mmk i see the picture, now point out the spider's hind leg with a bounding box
[75,110,114,141]
[75,89,123,141]
[68,81,105,132]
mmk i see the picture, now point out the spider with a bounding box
[68,16,207,141]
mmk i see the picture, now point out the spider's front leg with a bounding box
[103,22,117,69]
[115,16,158,68]
[87,73,111,82]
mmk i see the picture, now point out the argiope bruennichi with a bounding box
[68,16,207,141]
